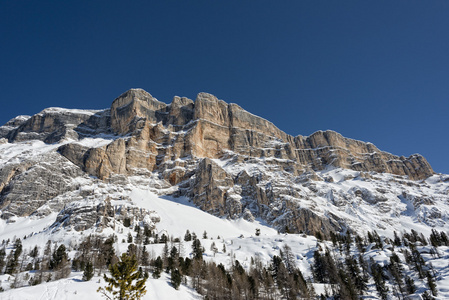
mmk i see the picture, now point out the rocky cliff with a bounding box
[0,88,444,237]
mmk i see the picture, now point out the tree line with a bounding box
[0,223,446,299]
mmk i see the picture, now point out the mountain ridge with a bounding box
[0,88,446,238]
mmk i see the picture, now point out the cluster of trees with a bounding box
[0,222,446,299]
[0,238,72,288]
[149,233,312,299]
[318,229,442,299]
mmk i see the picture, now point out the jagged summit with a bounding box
[0,88,434,182]
[0,88,444,238]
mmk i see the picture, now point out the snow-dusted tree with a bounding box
[5,239,22,274]
[210,242,218,257]
[97,253,147,300]
[281,244,295,274]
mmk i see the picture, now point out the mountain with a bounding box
[0,88,447,238]
[1,89,449,299]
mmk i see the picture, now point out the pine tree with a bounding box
[426,270,438,297]
[83,261,94,281]
[123,218,131,228]
[97,253,147,300]
[5,239,23,274]
[171,268,182,290]
[0,247,6,274]
[50,244,68,270]
[184,230,192,242]
[192,239,203,260]
[405,275,416,294]
[371,259,389,300]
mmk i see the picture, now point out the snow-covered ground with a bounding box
[0,188,448,299]
[0,272,201,300]
[1,127,449,298]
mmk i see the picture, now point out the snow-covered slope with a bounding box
[0,89,448,298]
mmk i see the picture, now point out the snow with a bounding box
[0,213,58,243]
[0,273,201,300]
[0,182,448,298]
[0,135,118,166]
[1,108,449,298]
[37,107,103,116]
[130,189,278,239]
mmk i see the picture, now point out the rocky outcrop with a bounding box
[110,89,167,135]
[188,158,235,216]
[3,108,104,143]
[57,89,433,182]
[51,197,160,232]
[0,152,84,217]
[294,130,434,180]
[0,88,439,235]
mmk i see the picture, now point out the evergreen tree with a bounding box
[0,247,6,274]
[192,239,203,260]
[370,259,388,300]
[83,261,94,281]
[184,230,192,242]
[405,275,416,294]
[152,256,163,279]
[123,218,131,228]
[5,239,23,274]
[50,244,68,270]
[426,270,438,297]
[97,253,147,300]
[171,268,182,290]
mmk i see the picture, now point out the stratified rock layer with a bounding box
[0,88,437,236]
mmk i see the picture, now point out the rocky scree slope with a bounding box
[0,88,447,237]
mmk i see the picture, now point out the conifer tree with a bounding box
[83,261,94,281]
[5,239,23,274]
[152,256,163,279]
[98,253,147,300]
[0,247,6,274]
[171,268,182,290]
[426,270,438,297]
[184,230,192,242]
[192,239,203,260]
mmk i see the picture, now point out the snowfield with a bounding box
[0,188,449,299]
[0,273,201,300]
[1,121,449,298]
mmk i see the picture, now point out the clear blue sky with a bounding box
[1,1,448,174]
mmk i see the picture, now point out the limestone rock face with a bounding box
[0,107,111,144]
[0,88,441,236]
[47,89,433,182]
[294,131,434,180]
[110,89,167,135]
[189,158,235,216]
[0,153,84,218]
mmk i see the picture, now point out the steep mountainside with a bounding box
[0,88,447,238]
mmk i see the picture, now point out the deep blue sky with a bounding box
[1,1,448,174]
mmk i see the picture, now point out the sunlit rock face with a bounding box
[0,88,442,237]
